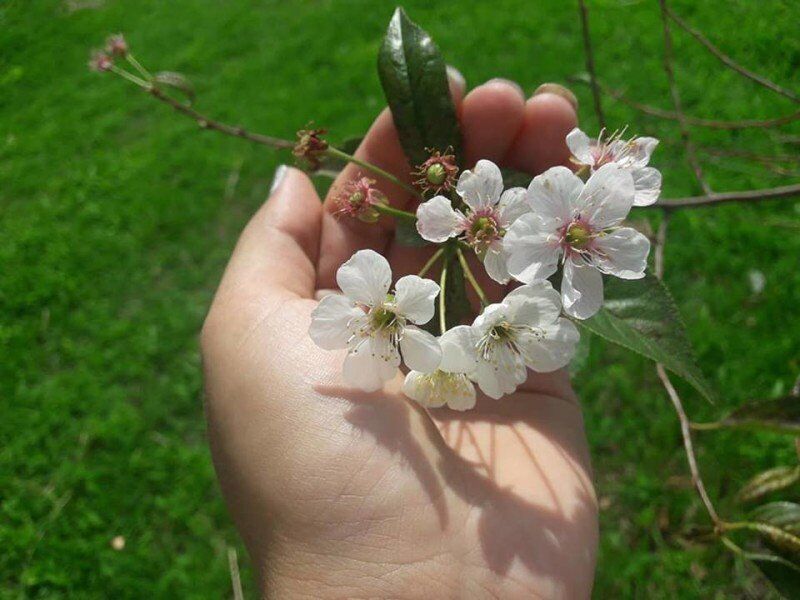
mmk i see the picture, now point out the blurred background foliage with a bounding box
[1,0,799,597]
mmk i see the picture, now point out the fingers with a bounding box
[504,91,578,175]
[204,166,322,340]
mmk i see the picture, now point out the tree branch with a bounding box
[580,79,800,130]
[658,0,711,195]
[577,0,606,131]
[665,6,799,104]
[655,182,800,209]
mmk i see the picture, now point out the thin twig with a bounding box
[658,0,711,195]
[577,0,606,130]
[653,218,721,529]
[655,182,800,209]
[665,6,799,104]
[227,547,245,600]
[585,80,800,129]
[147,87,294,149]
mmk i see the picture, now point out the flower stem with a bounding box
[417,248,444,278]
[374,203,417,223]
[439,262,448,335]
[110,65,149,88]
[456,248,488,308]
[126,53,153,81]
[325,147,420,197]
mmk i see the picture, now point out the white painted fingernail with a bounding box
[270,164,288,195]
[447,65,466,93]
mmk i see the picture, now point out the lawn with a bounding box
[2,0,799,597]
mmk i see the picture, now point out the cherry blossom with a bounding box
[402,327,477,411]
[504,164,650,320]
[415,159,528,284]
[309,250,442,391]
[567,127,661,206]
[437,282,579,399]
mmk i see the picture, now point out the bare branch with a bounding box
[666,6,799,104]
[582,79,800,130]
[653,218,721,529]
[148,87,295,149]
[655,182,800,209]
[658,0,711,194]
[577,0,606,131]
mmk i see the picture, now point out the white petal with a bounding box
[630,136,659,168]
[308,294,363,350]
[415,196,463,243]
[342,337,399,391]
[518,318,580,372]
[400,326,442,373]
[394,275,440,324]
[336,249,392,306]
[565,127,595,166]
[594,227,650,279]
[631,167,662,206]
[456,159,503,211]
[473,346,525,399]
[496,187,529,226]
[562,259,604,319]
[472,303,508,337]
[483,247,511,284]
[402,371,440,407]
[505,280,563,325]
[504,214,561,284]
[527,166,582,226]
[574,164,635,229]
[445,375,477,411]
[439,325,478,374]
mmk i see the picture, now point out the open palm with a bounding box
[202,79,598,599]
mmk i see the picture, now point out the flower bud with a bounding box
[105,34,128,57]
[88,50,113,72]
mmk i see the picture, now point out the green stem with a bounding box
[110,65,149,88]
[126,53,153,81]
[456,248,488,307]
[374,203,417,223]
[325,147,420,197]
[439,262,448,335]
[417,248,444,278]
[689,420,724,431]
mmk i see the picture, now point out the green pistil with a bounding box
[426,163,447,185]
[566,223,591,249]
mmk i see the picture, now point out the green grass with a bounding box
[2,0,799,597]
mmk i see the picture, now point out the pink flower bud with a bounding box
[88,50,113,72]
[105,34,128,57]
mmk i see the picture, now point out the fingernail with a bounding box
[533,83,579,111]
[269,164,288,195]
[446,65,466,94]
[485,77,525,99]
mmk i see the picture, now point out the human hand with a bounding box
[202,76,598,599]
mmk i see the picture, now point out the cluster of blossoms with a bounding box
[88,34,128,72]
[310,127,661,410]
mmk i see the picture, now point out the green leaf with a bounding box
[747,522,800,559]
[575,274,717,402]
[737,466,800,503]
[378,8,463,167]
[154,71,195,104]
[719,396,800,435]
[395,219,430,247]
[752,503,800,534]
[746,552,800,598]
[444,255,470,329]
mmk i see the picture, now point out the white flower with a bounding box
[504,164,651,320]
[415,159,528,284]
[402,327,477,411]
[436,282,579,400]
[567,127,661,206]
[309,249,442,392]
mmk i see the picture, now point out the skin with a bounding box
[201,77,598,599]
